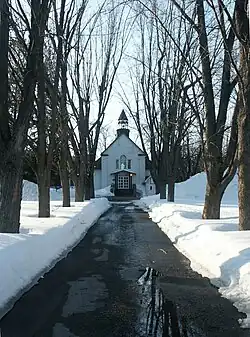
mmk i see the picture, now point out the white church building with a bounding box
[94,110,156,197]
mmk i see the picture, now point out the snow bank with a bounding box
[22,180,113,201]
[95,185,114,197]
[0,198,110,318]
[22,180,76,201]
[136,172,250,328]
[174,172,238,203]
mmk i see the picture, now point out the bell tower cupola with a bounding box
[117,109,130,137]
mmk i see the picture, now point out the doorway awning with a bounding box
[110,169,136,175]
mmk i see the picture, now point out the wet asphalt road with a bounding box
[0,203,250,337]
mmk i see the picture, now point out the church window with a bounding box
[120,155,127,169]
[116,159,119,169]
[128,159,131,169]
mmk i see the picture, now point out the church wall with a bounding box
[101,134,146,189]
[101,156,109,188]
[137,154,145,186]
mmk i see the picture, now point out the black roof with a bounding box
[118,109,128,121]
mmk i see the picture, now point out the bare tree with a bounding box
[169,0,238,218]
[121,1,198,200]
[52,0,87,207]
[0,0,50,232]
[68,1,132,200]
[192,0,250,229]
[98,124,114,153]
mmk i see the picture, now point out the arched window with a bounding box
[120,155,127,169]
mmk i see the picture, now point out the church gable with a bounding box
[102,134,144,157]
[102,109,144,156]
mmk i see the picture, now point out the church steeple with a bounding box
[117,109,130,137]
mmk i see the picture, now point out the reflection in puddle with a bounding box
[137,267,204,337]
[62,275,108,317]
[53,323,79,337]
[125,206,135,211]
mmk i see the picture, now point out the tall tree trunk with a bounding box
[90,172,95,198]
[60,61,70,207]
[0,0,9,136]
[0,157,23,233]
[37,172,50,217]
[155,183,160,195]
[202,183,223,219]
[68,157,85,202]
[37,34,50,217]
[159,184,166,199]
[238,57,250,229]
[73,175,84,202]
[236,0,250,230]
[59,156,70,207]
[167,178,175,202]
[84,174,91,200]
[238,111,250,230]
[84,170,95,200]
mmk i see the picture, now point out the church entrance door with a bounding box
[118,176,129,189]
[114,171,134,197]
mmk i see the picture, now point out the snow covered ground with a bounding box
[0,182,110,318]
[135,172,250,328]
[22,180,114,200]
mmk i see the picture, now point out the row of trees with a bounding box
[0,0,133,232]
[119,0,249,230]
[0,0,249,233]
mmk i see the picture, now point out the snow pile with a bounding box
[0,198,110,318]
[22,180,76,201]
[136,172,250,328]
[174,172,238,203]
[22,180,113,201]
[22,180,38,201]
[95,185,114,197]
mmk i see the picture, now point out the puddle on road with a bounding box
[136,267,204,337]
[125,205,135,211]
[62,275,108,317]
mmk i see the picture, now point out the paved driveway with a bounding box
[0,203,249,337]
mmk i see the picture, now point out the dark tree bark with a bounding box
[203,184,223,219]
[235,0,250,230]
[59,157,70,207]
[37,174,50,217]
[0,0,9,137]
[74,175,85,201]
[84,177,91,200]
[84,170,94,200]
[37,30,50,217]
[59,61,70,207]
[0,0,50,232]
[67,127,85,202]
[0,160,23,233]
[159,184,167,200]
[167,177,175,202]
